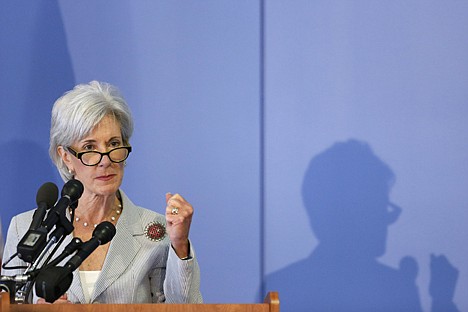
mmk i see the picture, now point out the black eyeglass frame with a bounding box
[67,146,132,166]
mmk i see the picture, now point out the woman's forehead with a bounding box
[78,115,122,143]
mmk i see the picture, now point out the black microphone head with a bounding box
[61,179,84,201]
[36,182,59,208]
[35,266,73,303]
[93,221,116,245]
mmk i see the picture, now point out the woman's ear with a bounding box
[57,146,73,170]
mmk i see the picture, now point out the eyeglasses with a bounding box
[67,146,132,166]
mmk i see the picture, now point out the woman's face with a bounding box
[60,115,126,198]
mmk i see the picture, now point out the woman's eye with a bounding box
[82,145,94,151]
[110,141,121,148]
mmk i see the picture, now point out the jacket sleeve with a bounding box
[162,241,203,303]
[1,216,28,277]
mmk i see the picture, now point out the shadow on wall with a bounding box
[0,140,58,240]
[265,139,459,312]
[21,0,76,140]
[0,0,74,236]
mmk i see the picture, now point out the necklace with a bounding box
[72,201,122,228]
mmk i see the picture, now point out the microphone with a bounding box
[40,179,84,232]
[45,237,83,268]
[34,266,73,303]
[34,222,116,303]
[65,221,116,271]
[17,179,84,263]
[29,182,59,230]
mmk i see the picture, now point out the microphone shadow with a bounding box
[265,139,424,311]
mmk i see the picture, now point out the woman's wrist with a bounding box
[171,240,191,260]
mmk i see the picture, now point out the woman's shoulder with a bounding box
[8,209,36,229]
[134,205,166,223]
[119,190,165,222]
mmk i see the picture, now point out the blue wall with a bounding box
[264,1,468,311]
[1,1,467,311]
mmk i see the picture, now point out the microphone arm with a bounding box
[26,210,76,274]
[34,222,116,303]
[16,179,83,264]
[1,180,83,304]
[19,206,77,304]
[0,270,41,304]
[1,237,84,304]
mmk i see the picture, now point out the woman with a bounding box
[1,81,202,304]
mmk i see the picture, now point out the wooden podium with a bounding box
[1,292,279,312]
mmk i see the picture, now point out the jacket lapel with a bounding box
[67,270,86,303]
[91,191,143,301]
[60,212,86,303]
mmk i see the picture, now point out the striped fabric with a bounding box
[1,190,203,304]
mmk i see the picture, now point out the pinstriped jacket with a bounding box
[1,190,203,304]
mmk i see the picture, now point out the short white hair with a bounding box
[49,81,134,181]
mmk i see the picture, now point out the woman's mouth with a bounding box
[96,174,115,181]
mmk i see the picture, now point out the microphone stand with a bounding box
[0,274,30,304]
[15,203,76,304]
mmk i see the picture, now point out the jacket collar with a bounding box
[67,190,143,303]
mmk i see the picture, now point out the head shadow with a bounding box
[265,139,422,311]
[302,139,399,259]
